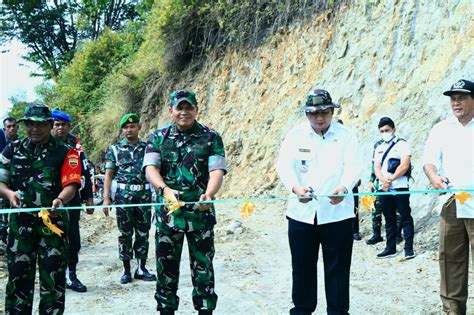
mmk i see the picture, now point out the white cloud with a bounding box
[0,39,44,119]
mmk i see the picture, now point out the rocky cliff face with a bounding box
[143,0,473,220]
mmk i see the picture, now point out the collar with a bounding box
[306,121,337,138]
[447,115,474,127]
[120,138,145,147]
[26,135,57,151]
[170,121,203,137]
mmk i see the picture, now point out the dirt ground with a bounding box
[1,202,473,314]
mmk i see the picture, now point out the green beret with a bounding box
[119,113,140,128]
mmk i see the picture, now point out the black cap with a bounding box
[443,79,474,96]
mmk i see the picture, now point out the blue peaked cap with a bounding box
[52,109,71,123]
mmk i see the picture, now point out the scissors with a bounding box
[308,187,318,200]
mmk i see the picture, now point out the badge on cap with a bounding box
[453,80,465,89]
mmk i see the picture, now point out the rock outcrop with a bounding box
[142,0,474,220]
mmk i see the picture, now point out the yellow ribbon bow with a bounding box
[241,201,256,221]
[38,210,64,236]
[453,192,472,205]
[360,195,376,211]
[164,194,185,215]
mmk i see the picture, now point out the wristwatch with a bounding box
[156,184,168,196]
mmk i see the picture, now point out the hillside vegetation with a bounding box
[27,0,346,159]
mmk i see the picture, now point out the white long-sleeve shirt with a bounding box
[276,121,362,225]
[423,116,474,218]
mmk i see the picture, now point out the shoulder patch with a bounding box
[68,155,79,168]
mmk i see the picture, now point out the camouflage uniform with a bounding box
[368,140,384,231]
[0,136,17,245]
[105,139,152,261]
[1,135,81,314]
[143,121,227,311]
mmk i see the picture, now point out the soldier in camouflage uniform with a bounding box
[144,89,227,315]
[103,113,156,284]
[0,103,82,314]
[0,117,19,254]
[51,109,94,292]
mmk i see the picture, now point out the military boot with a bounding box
[120,260,133,284]
[134,259,156,281]
[366,226,383,245]
[159,308,175,315]
[198,310,213,315]
[66,270,87,292]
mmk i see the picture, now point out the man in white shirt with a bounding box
[374,117,415,259]
[423,79,474,314]
[277,88,362,315]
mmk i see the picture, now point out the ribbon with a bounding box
[38,210,64,236]
[241,201,256,221]
[360,195,376,211]
[164,194,185,215]
[453,192,472,205]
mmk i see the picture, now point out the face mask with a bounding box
[381,132,394,142]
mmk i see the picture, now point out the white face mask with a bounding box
[381,132,394,142]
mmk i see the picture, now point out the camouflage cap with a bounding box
[18,103,53,122]
[302,88,340,112]
[119,113,140,128]
[169,89,197,107]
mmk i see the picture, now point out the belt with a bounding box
[116,183,151,191]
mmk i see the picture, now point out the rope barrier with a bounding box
[1,188,472,215]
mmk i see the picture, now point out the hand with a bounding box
[50,198,64,217]
[197,193,214,211]
[430,175,448,190]
[329,186,347,205]
[85,198,94,214]
[292,186,312,203]
[7,190,20,208]
[103,197,112,217]
[380,177,391,192]
[163,187,182,201]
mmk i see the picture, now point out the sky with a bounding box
[0,39,44,120]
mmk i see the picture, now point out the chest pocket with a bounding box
[192,141,210,162]
[160,140,179,167]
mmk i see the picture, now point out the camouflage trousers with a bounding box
[5,212,68,315]
[155,225,217,311]
[370,196,383,229]
[0,213,8,243]
[0,199,9,243]
[114,188,152,261]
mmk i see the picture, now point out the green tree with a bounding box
[0,0,150,78]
